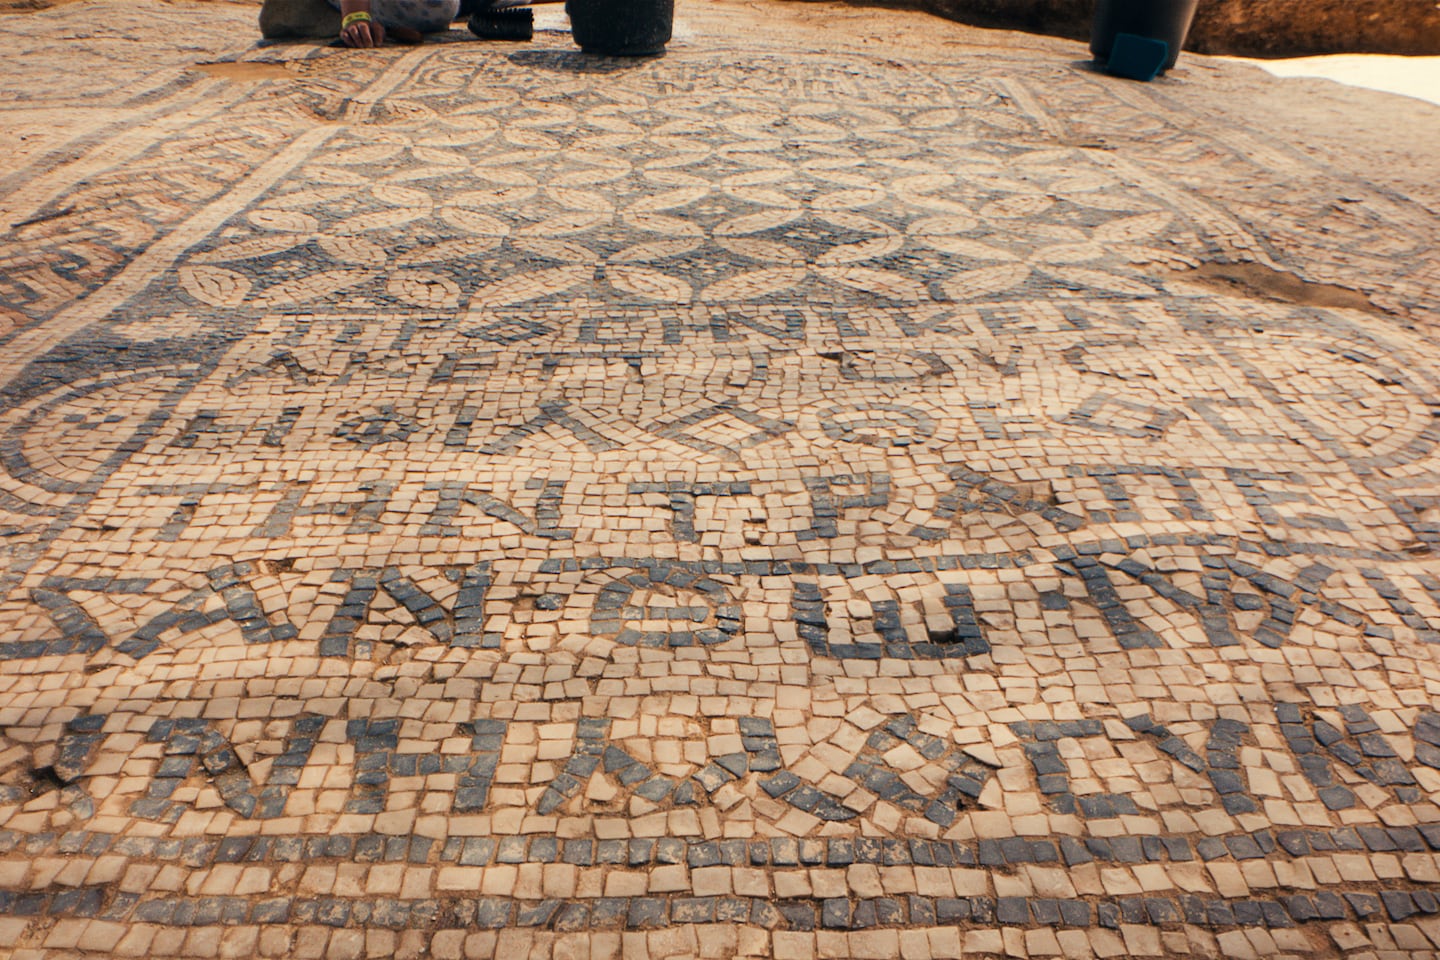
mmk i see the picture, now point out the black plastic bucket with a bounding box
[567,0,673,56]
[1090,0,1199,71]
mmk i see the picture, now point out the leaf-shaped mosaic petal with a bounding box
[410,147,469,168]
[627,187,710,214]
[716,238,806,266]
[386,272,462,309]
[514,211,610,237]
[607,266,693,303]
[700,268,808,302]
[908,108,961,128]
[331,206,425,236]
[940,264,1032,300]
[815,235,904,266]
[969,109,1032,133]
[512,238,597,264]
[1034,242,1107,265]
[552,166,629,188]
[908,214,982,239]
[893,174,955,197]
[453,186,540,208]
[715,209,803,238]
[188,235,305,265]
[325,143,406,165]
[817,266,928,302]
[624,213,706,238]
[251,269,372,307]
[979,194,1054,219]
[396,238,503,266]
[724,188,800,209]
[246,209,318,234]
[468,266,590,308]
[371,184,433,210]
[317,234,388,267]
[503,128,561,150]
[1050,173,1118,194]
[721,169,790,189]
[440,208,511,237]
[1094,211,1174,243]
[1036,266,1156,298]
[266,186,352,209]
[918,236,1019,262]
[546,186,613,213]
[178,265,252,307]
[609,239,703,263]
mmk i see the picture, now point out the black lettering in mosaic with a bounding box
[1067,465,1214,523]
[975,302,1095,334]
[1058,558,1162,649]
[1011,720,1143,819]
[910,465,1081,541]
[318,562,495,656]
[1125,714,1256,815]
[262,405,305,447]
[1277,703,1421,811]
[10,580,123,659]
[629,481,751,542]
[479,400,619,454]
[537,718,696,815]
[1188,398,1280,443]
[334,406,418,447]
[648,404,793,460]
[1359,568,1440,643]
[419,479,573,541]
[462,313,553,345]
[347,718,506,815]
[829,716,991,827]
[252,479,396,538]
[10,564,295,661]
[819,402,935,448]
[204,562,301,648]
[224,349,314,389]
[138,482,252,541]
[709,305,806,342]
[132,715,323,821]
[591,565,739,648]
[1091,553,1341,650]
[799,473,888,541]
[169,410,234,449]
[445,402,479,448]
[1225,467,1351,532]
[429,352,497,386]
[828,350,951,382]
[1060,393,1181,439]
[124,563,293,658]
[965,402,1042,440]
[968,344,1022,377]
[790,577,987,660]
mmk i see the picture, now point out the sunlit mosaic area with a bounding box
[1,3,1439,955]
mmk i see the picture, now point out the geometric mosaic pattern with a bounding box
[1,0,1439,955]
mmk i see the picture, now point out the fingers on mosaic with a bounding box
[1,11,1440,957]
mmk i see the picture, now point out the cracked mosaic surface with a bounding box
[1,0,1440,955]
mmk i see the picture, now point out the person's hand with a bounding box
[341,13,386,46]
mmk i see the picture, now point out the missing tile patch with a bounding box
[193,60,293,81]
[1176,260,1385,315]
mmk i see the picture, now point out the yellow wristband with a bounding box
[341,11,372,27]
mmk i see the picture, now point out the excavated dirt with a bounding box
[1175,262,1388,315]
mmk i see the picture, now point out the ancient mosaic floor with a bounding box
[1,0,1440,956]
